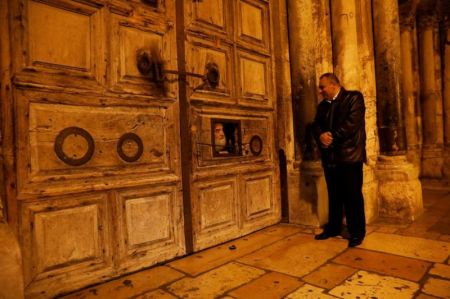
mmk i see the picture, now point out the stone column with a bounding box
[356,0,379,223]
[373,4,405,153]
[273,0,295,222]
[287,0,331,226]
[373,0,422,222]
[443,19,450,178]
[288,0,319,161]
[331,0,361,89]
[330,0,379,223]
[400,17,422,166]
[418,14,444,178]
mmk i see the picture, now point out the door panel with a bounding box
[192,108,273,167]
[20,193,112,296]
[115,186,184,272]
[17,90,178,196]
[184,0,280,251]
[186,36,234,103]
[237,50,273,105]
[241,172,276,222]
[238,0,270,51]
[109,13,177,98]
[191,176,240,249]
[185,0,230,37]
[12,0,104,90]
[9,0,183,297]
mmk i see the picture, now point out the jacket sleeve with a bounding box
[332,92,365,140]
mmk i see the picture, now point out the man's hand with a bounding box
[319,132,333,148]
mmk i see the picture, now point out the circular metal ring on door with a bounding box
[54,127,95,166]
[117,133,144,162]
[249,135,263,156]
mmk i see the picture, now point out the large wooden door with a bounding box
[7,0,184,297]
[182,0,281,250]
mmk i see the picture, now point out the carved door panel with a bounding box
[184,0,280,250]
[8,0,184,297]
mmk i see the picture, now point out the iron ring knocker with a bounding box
[205,62,220,89]
[54,127,95,166]
[136,50,165,84]
[249,135,263,156]
[117,133,144,163]
[137,50,153,76]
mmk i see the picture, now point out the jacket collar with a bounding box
[326,87,345,103]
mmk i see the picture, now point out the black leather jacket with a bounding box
[312,88,366,166]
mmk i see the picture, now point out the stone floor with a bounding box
[63,188,450,299]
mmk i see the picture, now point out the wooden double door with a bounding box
[3,0,280,297]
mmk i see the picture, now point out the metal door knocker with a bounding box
[205,62,220,88]
[136,49,165,83]
[117,133,144,162]
[249,135,263,156]
[137,50,153,76]
[54,127,95,166]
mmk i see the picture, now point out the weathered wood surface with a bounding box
[8,0,184,297]
[185,0,281,251]
[4,0,282,297]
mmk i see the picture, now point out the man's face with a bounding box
[319,77,337,100]
[214,123,226,146]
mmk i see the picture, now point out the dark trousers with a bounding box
[323,162,366,239]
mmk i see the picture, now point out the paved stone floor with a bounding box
[63,188,450,299]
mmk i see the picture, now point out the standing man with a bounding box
[312,73,367,247]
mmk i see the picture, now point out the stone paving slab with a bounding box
[302,263,357,289]
[63,266,184,299]
[415,293,441,299]
[168,228,298,276]
[422,277,450,299]
[166,262,264,299]
[360,232,450,262]
[376,226,400,234]
[430,217,450,235]
[397,230,442,240]
[228,271,303,299]
[365,225,377,235]
[237,233,347,277]
[429,263,450,279]
[285,284,337,299]
[257,224,304,237]
[333,248,431,282]
[329,270,419,299]
[134,289,177,299]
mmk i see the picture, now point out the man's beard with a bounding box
[215,137,226,151]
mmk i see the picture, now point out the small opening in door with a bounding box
[211,119,242,157]
[142,0,158,8]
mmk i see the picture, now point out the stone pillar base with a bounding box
[362,164,378,224]
[377,155,423,222]
[0,222,24,299]
[288,161,327,226]
[421,146,444,178]
[406,145,422,168]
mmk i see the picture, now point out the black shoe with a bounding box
[314,231,339,240]
[348,237,364,247]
